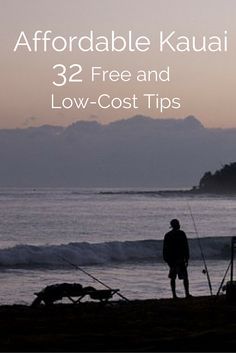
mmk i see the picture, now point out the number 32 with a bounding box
[53,64,83,86]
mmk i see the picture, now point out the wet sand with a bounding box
[0,296,235,351]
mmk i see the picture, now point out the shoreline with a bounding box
[99,189,236,196]
[0,295,235,351]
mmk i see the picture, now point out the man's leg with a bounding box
[183,276,191,297]
[170,278,177,298]
[180,264,191,298]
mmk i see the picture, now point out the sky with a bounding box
[0,0,236,129]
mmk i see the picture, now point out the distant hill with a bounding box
[197,163,236,193]
[0,115,236,187]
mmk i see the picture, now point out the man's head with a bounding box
[170,219,180,230]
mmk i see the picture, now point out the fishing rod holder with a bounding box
[225,236,236,301]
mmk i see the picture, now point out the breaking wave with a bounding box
[0,237,232,269]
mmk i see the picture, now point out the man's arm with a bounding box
[183,232,189,263]
[163,234,170,264]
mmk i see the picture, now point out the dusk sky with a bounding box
[1,0,235,129]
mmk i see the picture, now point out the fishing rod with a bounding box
[187,204,213,296]
[57,255,130,302]
[216,259,232,296]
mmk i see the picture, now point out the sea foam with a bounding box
[0,237,231,269]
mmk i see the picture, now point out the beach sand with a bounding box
[0,296,235,351]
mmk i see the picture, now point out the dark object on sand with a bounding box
[219,237,236,300]
[58,255,130,301]
[31,283,120,307]
[224,281,236,301]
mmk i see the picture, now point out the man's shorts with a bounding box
[168,263,188,280]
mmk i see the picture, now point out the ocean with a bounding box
[0,187,235,305]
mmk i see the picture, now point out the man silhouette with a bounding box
[163,219,191,298]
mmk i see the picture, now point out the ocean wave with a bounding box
[0,237,232,269]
